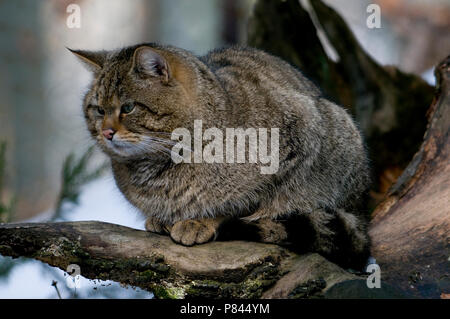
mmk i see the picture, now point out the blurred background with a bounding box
[0,0,449,298]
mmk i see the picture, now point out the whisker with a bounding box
[141,136,190,149]
[149,137,178,145]
[144,135,179,144]
[141,140,192,155]
[145,131,173,137]
[136,140,184,159]
[114,135,189,162]
[150,144,185,161]
[130,141,171,158]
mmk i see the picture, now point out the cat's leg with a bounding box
[170,217,227,246]
[145,216,172,235]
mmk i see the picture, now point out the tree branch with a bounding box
[0,221,360,298]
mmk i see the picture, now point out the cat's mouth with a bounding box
[102,136,142,158]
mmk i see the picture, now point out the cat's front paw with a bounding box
[170,219,218,246]
[145,217,171,234]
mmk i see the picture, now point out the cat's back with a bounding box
[200,46,320,97]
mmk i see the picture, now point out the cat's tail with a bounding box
[307,208,371,269]
[218,208,371,270]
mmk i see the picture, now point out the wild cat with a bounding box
[71,43,371,267]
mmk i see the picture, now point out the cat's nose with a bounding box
[102,128,116,140]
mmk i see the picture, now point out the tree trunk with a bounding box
[369,56,450,299]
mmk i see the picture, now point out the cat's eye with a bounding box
[121,103,135,114]
[96,106,105,116]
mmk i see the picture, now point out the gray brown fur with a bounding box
[72,43,371,267]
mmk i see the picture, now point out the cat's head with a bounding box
[70,44,198,162]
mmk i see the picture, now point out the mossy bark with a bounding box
[0,221,361,298]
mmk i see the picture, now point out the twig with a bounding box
[52,280,62,299]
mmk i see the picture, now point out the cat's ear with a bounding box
[68,48,106,73]
[131,46,170,83]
